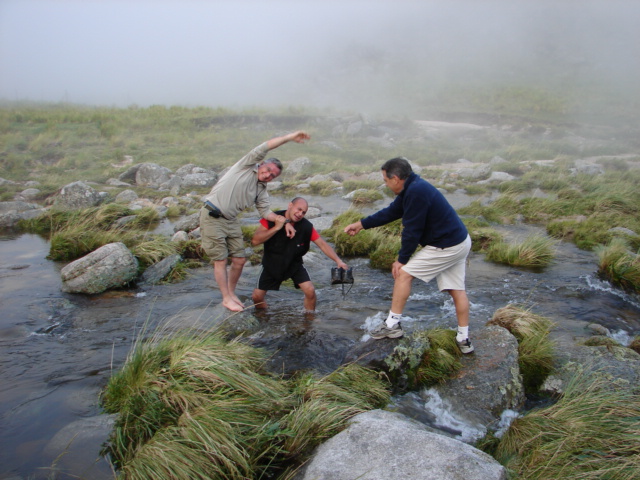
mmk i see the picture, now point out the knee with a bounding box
[231,257,246,267]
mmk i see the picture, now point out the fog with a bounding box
[1,0,639,116]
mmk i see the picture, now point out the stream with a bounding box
[1,194,639,479]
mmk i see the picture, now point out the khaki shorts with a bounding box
[199,207,245,261]
[401,235,471,291]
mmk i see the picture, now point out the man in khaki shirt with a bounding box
[200,131,310,312]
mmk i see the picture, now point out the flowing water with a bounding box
[1,196,639,479]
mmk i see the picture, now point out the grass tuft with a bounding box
[486,234,557,269]
[493,370,640,479]
[488,305,555,392]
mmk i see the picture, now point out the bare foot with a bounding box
[222,299,244,312]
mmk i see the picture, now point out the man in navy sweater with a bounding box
[344,157,474,353]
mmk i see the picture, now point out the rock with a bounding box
[306,174,334,183]
[44,414,116,480]
[172,231,189,242]
[367,136,395,149]
[0,177,18,186]
[303,206,320,219]
[540,343,640,396]
[54,181,103,210]
[117,164,143,183]
[296,410,506,480]
[60,242,139,294]
[115,189,139,204]
[106,178,132,187]
[311,216,335,232]
[477,171,515,184]
[140,254,182,285]
[266,181,283,192]
[586,323,610,336]
[135,163,173,188]
[160,196,179,207]
[180,171,218,189]
[609,226,637,237]
[287,156,312,175]
[0,201,45,228]
[490,156,508,165]
[457,164,491,180]
[173,212,200,233]
[15,188,40,200]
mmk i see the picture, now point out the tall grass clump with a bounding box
[595,238,640,293]
[486,234,557,269]
[487,305,555,392]
[102,326,389,479]
[492,371,640,479]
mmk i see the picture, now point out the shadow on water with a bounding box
[1,220,639,478]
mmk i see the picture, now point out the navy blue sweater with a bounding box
[361,173,468,264]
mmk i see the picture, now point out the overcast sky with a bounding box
[1,0,638,113]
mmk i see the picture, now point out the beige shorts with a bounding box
[401,235,471,291]
[199,207,245,261]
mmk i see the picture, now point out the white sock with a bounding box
[456,326,469,342]
[385,311,402,328]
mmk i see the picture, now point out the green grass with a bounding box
[486,234,557,269]
[101,326,390,479]
[491,371,640,479]
[595,238,640,293]
[487,304,555,392]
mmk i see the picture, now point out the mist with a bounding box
[1,0,639,118]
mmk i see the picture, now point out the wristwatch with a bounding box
[284,219,291,224]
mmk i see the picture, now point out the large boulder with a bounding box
[295,409,506,480]
[54,181,103,210]
[60,242,139,294]
[346,325,525,438]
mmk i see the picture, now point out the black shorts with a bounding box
[255,264,311,291]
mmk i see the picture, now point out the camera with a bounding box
[204,200,223,218]
[331,267,354,285]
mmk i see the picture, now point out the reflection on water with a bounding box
[1,225,639,478]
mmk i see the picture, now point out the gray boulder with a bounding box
[60,242,139,294]
[136,163,173,188]
[457,164,491,180]
[296,410,506,480]
[15,188,40,201]
[115,189,139,204]
[173,212,200,233]
[180,171,218,189]
[54,181,103,210]
[140,254,182,285]
[287,156,312,175]
[477,171,515,184]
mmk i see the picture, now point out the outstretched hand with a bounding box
[343,221,363,236]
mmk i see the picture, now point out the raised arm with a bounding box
[266,131,310,151]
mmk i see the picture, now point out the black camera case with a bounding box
[331,267,354,285]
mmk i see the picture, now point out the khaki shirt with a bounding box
[204,142,272,220]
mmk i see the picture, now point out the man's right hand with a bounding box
[289,131,310,143]
[343,221,363,236]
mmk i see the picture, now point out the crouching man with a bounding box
[252,197,347,311]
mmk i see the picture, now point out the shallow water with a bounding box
[1,219,639,478]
